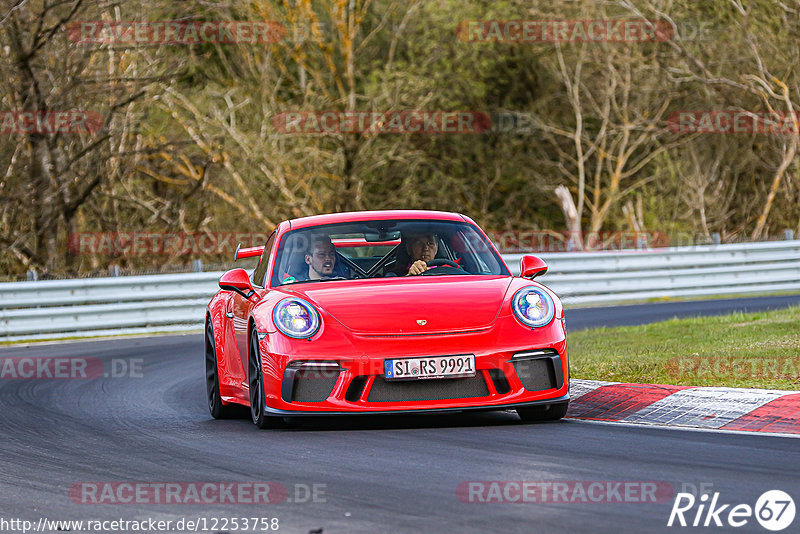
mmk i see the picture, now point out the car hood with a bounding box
[285,276,514,335]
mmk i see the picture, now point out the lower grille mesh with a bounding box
[513,358,557,391]
[292,371,338,402]
[368,375,490,402]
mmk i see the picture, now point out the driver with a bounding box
[405,232,439,276]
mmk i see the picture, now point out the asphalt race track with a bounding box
[1,297,799,533]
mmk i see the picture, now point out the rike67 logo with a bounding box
[668,490,795,531]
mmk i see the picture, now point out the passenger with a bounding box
[304,235,337,280]
[282,234,338,283]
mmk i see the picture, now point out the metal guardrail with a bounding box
[507,239,800,305]
[2,240,799,341]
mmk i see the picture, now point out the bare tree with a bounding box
[0,0,164,271]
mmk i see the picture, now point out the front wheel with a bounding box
[205,321,246,419]
[516,401,569,423]
[248,329,285,429]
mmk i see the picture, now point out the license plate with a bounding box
[384,354,476,380]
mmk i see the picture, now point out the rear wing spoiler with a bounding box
[234,243,265,261]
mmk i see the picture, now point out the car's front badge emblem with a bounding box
[416,319,427,326]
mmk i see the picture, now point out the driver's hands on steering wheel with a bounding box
[406,259,461,275]
[406,260,428,276]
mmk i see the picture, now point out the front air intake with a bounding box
[367,376,490,402]
[282,362,342,403]
[511,349,562,391]
[291,370,338,402]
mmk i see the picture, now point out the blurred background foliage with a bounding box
[1,0,799,276]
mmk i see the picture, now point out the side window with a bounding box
[252,231,276,287]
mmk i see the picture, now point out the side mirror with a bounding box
[219,268,255,299]
[520,255,548,279]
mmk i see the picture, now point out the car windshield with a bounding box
[270,219,509,286]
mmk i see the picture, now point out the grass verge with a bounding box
[569,305,800,390]
[562,289,800,308]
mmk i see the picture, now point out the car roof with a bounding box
[286,210,468,230]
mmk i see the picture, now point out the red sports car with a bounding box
[205,210,569,428]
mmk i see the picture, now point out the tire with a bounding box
[205,320,246,419]
[516,401,569,423]
[248,328,285,429]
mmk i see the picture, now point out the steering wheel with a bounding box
[426,259,460,268]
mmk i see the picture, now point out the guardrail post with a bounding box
[192,259,203,272]
[109,265,120,277]
[711,233,721,245]
[785,229,794,241]
[27,269,37,281]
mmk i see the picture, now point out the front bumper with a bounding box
[260,342,569,414]
[263,394,570,417]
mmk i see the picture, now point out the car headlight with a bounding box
[273,298,321,339]
[512,287,555,328]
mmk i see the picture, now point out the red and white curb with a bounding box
[567,379,800,435]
